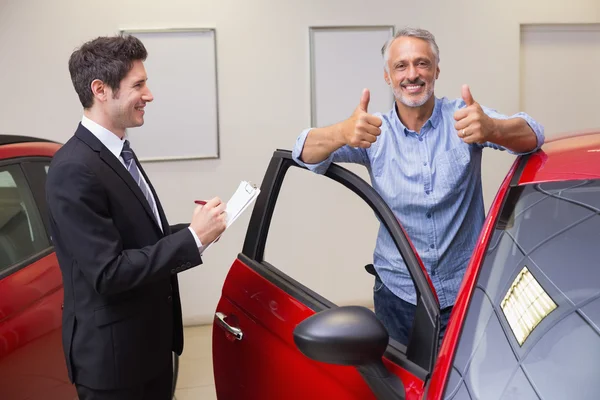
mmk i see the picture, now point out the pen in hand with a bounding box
[192,199,226,244]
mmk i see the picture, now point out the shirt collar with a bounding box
[390,96,442,136]
[81,115,126,160]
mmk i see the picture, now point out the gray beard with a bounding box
[393,84,434,108]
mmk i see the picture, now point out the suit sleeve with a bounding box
[47,160,202,296]
[169,223,189,234]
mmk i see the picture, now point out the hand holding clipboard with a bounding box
[195,181,260,251]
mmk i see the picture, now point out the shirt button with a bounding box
[425,190,430,195]
[419,137,423,142]
[430,244,435,249]
[431,270,436,276]
[426,213,432,218]
[423,162,427,166]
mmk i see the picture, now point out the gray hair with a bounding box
[381,27,440,71]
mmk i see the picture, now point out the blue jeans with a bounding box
[373,275,452,347]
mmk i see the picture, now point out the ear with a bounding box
[384,69,391,86]
[90,79,109,103]
[435,65,440,80]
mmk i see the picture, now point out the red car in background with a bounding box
[0,135,75,400]
[213,132,600,399]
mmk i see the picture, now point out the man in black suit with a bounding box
[46,35,226,400]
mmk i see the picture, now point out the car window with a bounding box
[263,166,416,349]
[0,164,50,273]
[444,179,600,400]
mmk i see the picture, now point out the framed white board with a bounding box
[309,26,395,127]
[120,28,220,161]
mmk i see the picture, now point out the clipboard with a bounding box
[203,180,260,251]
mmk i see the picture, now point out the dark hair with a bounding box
[68,35,148,108]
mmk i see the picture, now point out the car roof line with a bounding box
[0,135,58,146]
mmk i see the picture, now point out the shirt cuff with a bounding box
[187,226,205,255]
[516,113,545,154]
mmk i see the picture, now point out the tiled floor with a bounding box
[174,325,216,400]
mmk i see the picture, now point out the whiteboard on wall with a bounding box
[310,26,395,127]
[120,28,220,161]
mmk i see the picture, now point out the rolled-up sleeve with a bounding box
[292,128,369,174]
[480,106,545,155]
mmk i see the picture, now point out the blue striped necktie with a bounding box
[121,140,159,224]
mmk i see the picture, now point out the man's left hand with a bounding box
[453,85,497,144]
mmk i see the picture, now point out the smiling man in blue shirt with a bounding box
[292,27,544,346]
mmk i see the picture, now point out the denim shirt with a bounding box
[292,97,545,308]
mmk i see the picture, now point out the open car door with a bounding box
[213,150,441,400]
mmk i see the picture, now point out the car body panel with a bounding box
[213,259,380,400]
[0,253,73,400]
[213,258,428,400]
[519,132,600,185]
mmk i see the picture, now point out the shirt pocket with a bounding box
[434,144,471,196]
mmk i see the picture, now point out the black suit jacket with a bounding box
[46,124,201,390]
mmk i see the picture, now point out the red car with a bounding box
[0,135,75,400]
[213,131,600,399]
[0,135,180,400]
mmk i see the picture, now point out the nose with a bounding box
[143,87,154,102]
[407,64,419,81]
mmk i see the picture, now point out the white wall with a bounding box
[1,0,598,324]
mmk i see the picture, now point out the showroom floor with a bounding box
[174,325,217,400]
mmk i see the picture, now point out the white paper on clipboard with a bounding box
[203,180,260,251]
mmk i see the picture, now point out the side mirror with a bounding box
[293,306,406,400]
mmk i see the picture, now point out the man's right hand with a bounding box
[340,88,383,148]
[190,197,227,245]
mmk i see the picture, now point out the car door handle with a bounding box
[215,312,244,340]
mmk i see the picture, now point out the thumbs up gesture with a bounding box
[341,89,383,148]
[453,84,497,144]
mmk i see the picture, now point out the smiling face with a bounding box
[384,36,440,108]
[103,60,154,135]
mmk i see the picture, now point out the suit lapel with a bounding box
[75,125,163,235]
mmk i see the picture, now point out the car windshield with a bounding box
[444,179,600,400]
